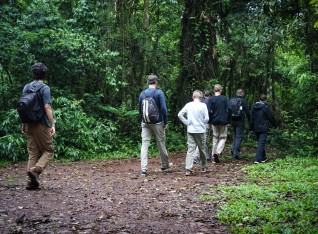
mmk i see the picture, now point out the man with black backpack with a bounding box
[19,62,55,190]
[138,74,172,176]
[229,89,250,160]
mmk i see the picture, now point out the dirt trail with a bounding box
[0,152,249,234]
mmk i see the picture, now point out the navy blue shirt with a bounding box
[208,95,231,125]
[138,88,168,124]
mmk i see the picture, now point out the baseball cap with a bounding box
[147,75,158,84]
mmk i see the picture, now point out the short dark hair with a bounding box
[236,89,244,96]
[259,94,266,101]
[32,62,47,80]
[204,90,211,97]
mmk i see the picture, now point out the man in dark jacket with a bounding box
[230,89,250,160]
[250,94,277,164]
[208,84,231,163]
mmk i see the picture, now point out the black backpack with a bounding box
[17,83,45,124]
[230,97,242,117]
[142,89,160,123]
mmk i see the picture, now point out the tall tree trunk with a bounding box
[174,0,218,118]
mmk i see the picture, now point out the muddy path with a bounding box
[0,151,252,234]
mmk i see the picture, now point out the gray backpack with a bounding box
[142,89,159,123]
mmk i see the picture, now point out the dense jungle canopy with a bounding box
[0,0,318,161]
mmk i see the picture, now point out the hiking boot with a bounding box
[27,170,39,188]
[185,170,193,176]
[161,162,173,171]
[141,170,147,176]
[213,154,220,163]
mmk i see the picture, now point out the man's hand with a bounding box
[163,124,168,131]
[22,124,27,134]
[50,126,56,137]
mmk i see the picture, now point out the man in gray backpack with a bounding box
[138,74,172,176]
[230,89,250,160]
[21,62,55,190]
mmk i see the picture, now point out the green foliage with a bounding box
[0,0,318,165]
[201,157,318,233]
[269,118,318,157]
[0,109,27,161]
[310,0,318,28]
[53,96,117,160]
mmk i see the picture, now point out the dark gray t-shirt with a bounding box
[23,81,52,126]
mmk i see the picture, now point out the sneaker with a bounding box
[234,155,240,160]
[185,170,193,176]
[26,182,40,190]
[254,161,260,164]
[161,162,173,171]
[27,170,39,188]
[213,154,220,163]
[201,167,207,173]
[261,158,268,163]
[141,170,147,176]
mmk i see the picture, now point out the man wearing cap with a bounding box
[138,74,172,176]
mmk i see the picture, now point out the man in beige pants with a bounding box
[207,84,231,163]
[21,62,55,190]
[138,75,172,176]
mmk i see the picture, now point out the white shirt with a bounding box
[178,99,209,133]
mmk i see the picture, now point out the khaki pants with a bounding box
[186,132,207,171]
[211,125,228,155]
[140,123,169,171]
[26,123,54,174]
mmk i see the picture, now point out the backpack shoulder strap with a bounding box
[29,83,45,93]
[150,89,157,97]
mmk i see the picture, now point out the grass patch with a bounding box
[0,160,13,168]
[202,156,318,233]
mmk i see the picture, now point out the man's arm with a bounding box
[203,105,209,124]
[265,106,277,128]
[178,105,189,126]
[242,99,250,122]
[44,103,55,137]
[158,91,168,125]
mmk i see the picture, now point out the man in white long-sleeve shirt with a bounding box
[178,90,209,176]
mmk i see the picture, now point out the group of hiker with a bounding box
[20,65,277,190]
[139,74,277,176]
